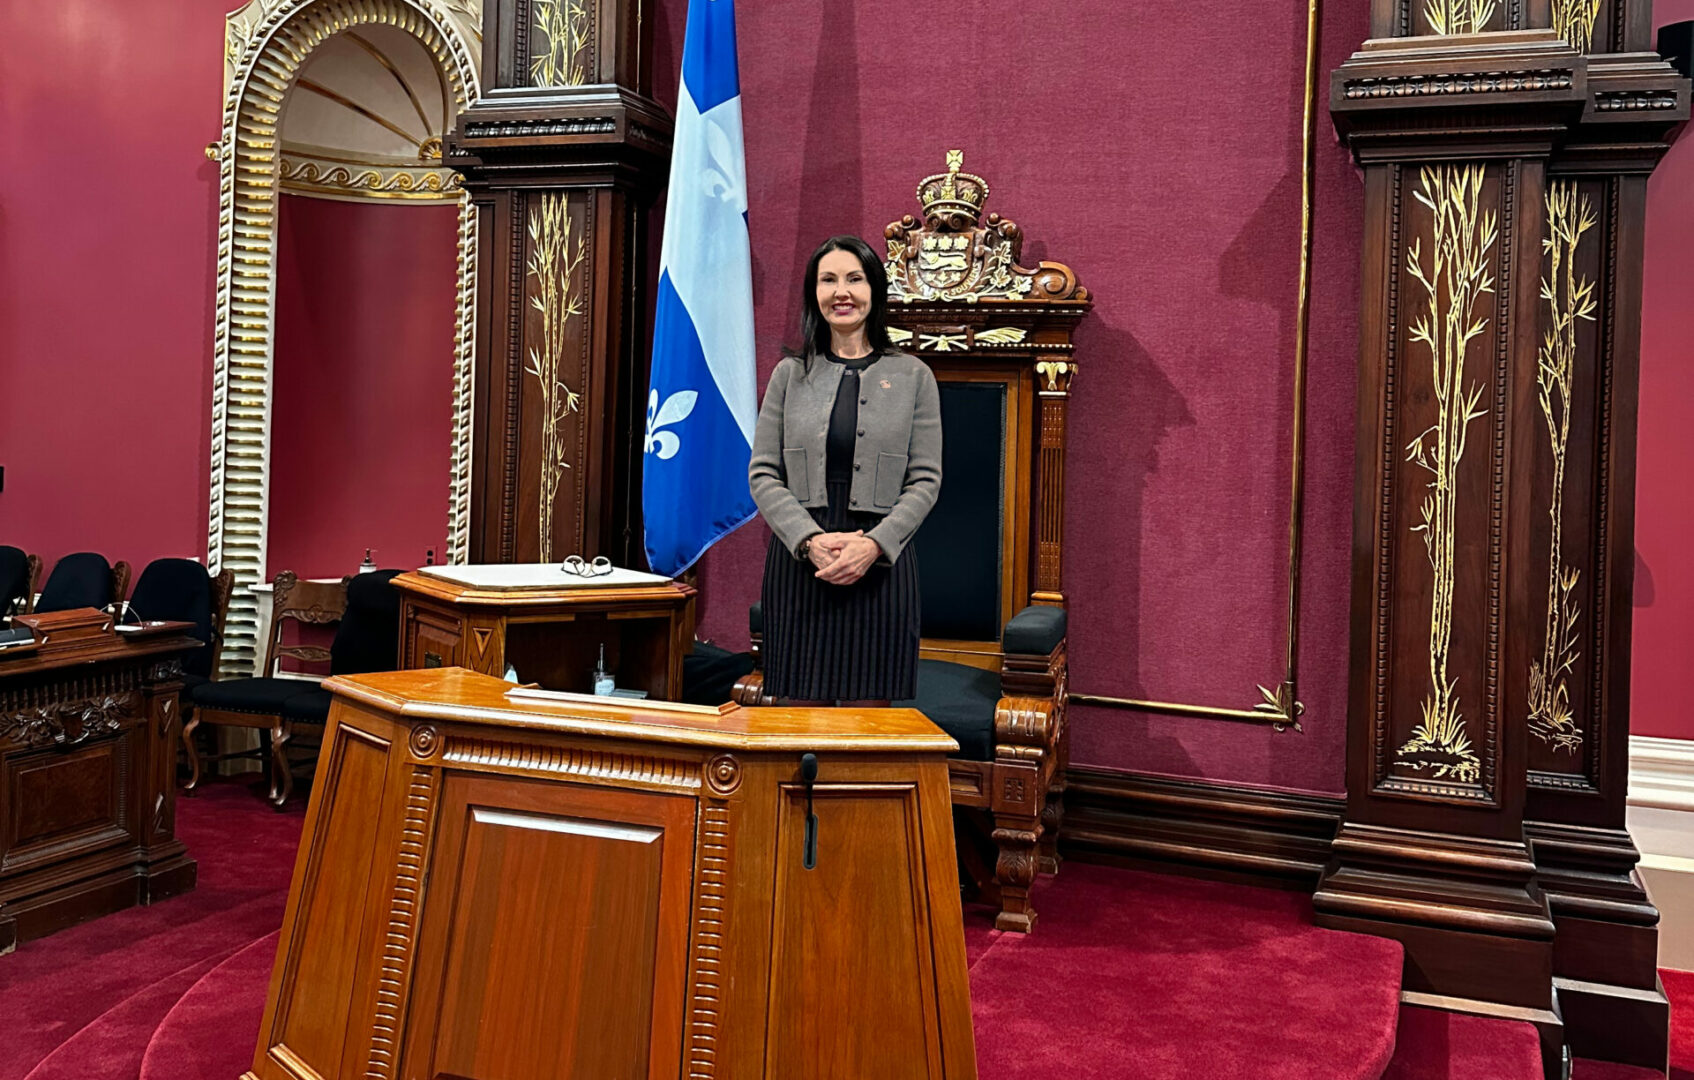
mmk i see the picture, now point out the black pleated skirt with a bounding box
[761,479,920,701]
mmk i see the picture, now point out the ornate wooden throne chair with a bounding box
[737,152,1090,931]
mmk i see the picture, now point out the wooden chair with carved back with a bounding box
[185,571,348,806]
[736,152,1089,931]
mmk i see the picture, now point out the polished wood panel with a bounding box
[394,571,695,699]
[406,774,694,1078]
[768,782,945,1077]
[244,668,975,1080]
[0,612,198,951]
[269,726,390,1076]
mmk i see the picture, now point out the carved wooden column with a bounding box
[447,0,671,566]
[1320,5,1687,1074]
[1317,20,1585,1073]
[1522,3,1687,1070]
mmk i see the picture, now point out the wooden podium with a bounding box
[394,565,695,700]
[0,608,198,950]
[244,667,977,1080]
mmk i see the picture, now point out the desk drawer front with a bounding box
[2,738,130,877]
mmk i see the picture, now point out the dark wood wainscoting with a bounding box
[1058,767,1342,891]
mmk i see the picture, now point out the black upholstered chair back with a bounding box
[912,382,1006,642]
[36,552,115,614]
[0,546,31,618]
[329,570,403,676]
[129,558,216,678]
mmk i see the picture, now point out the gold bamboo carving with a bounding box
[525,192,587,562]
[1396,164,1497,785]
[1423,0,1498,34]
[1552,0,1604,53]
[530,0,590,86]
[1529,182,1596,754]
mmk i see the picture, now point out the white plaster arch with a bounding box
[208,0,483,674]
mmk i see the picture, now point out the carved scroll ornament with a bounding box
[1,694,137,748]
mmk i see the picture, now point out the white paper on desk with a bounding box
[418,562,673,590]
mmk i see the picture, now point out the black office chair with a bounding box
[127,558,235,689]
[0,546,40,620]
[36,552,128,614]
[276,569,405,728]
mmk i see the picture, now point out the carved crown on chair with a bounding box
[886,150,1088,306]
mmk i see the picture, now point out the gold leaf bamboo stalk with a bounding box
[1397,164,1497,784]
[1424,0,1498,35]
[1552,0,1604,54]
[529,0,589,87]
[525,193,587,561]
[1529,181,1597,754]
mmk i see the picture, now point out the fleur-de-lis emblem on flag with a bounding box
[645,388,698,460]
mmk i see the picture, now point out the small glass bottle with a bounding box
[359,548,377,574]
[593,644,615,696]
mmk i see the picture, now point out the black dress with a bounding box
[760,352,921,701]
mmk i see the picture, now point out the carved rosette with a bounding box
[410,724,441,759]
[704,753,742,796]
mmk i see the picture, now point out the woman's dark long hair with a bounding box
[786,235,894,366]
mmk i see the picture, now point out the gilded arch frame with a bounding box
[207,0,482,675]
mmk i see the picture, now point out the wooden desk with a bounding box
[0,609,199,951]
[245,667,977,1080]
[394,565,695,700]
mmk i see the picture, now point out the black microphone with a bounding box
[800,753,819,870]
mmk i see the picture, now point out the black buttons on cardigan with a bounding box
[857,428,865,436]
[853,463,861,471]
[860,397,867,404]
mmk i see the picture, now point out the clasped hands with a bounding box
[806,530,881,585]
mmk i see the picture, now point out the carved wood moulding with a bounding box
[208,0,484,675]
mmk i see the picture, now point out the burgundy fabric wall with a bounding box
[662,0,1371,793]
[267,195,458,580]
[0,0,228,572]
[1637,1,1694,741]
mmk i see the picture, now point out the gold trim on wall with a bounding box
[1070,0,1322,730]
[208,0,482,676]
[278,153,462,202]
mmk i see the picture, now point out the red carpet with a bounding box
[966,865,1403,1078]
[1,779,1686,1080]
[1381,1006,1542,1079]
[0,779,304,1080]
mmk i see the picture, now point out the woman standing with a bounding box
[748,235,942,705]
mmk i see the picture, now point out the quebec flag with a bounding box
[642,0,758,577]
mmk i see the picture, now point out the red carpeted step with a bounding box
[1379,1005,1542,1080]
[0,779,302,1080]
[967,864,1405,1080]
[137,931,280,1080]
[20,950,228,1080]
